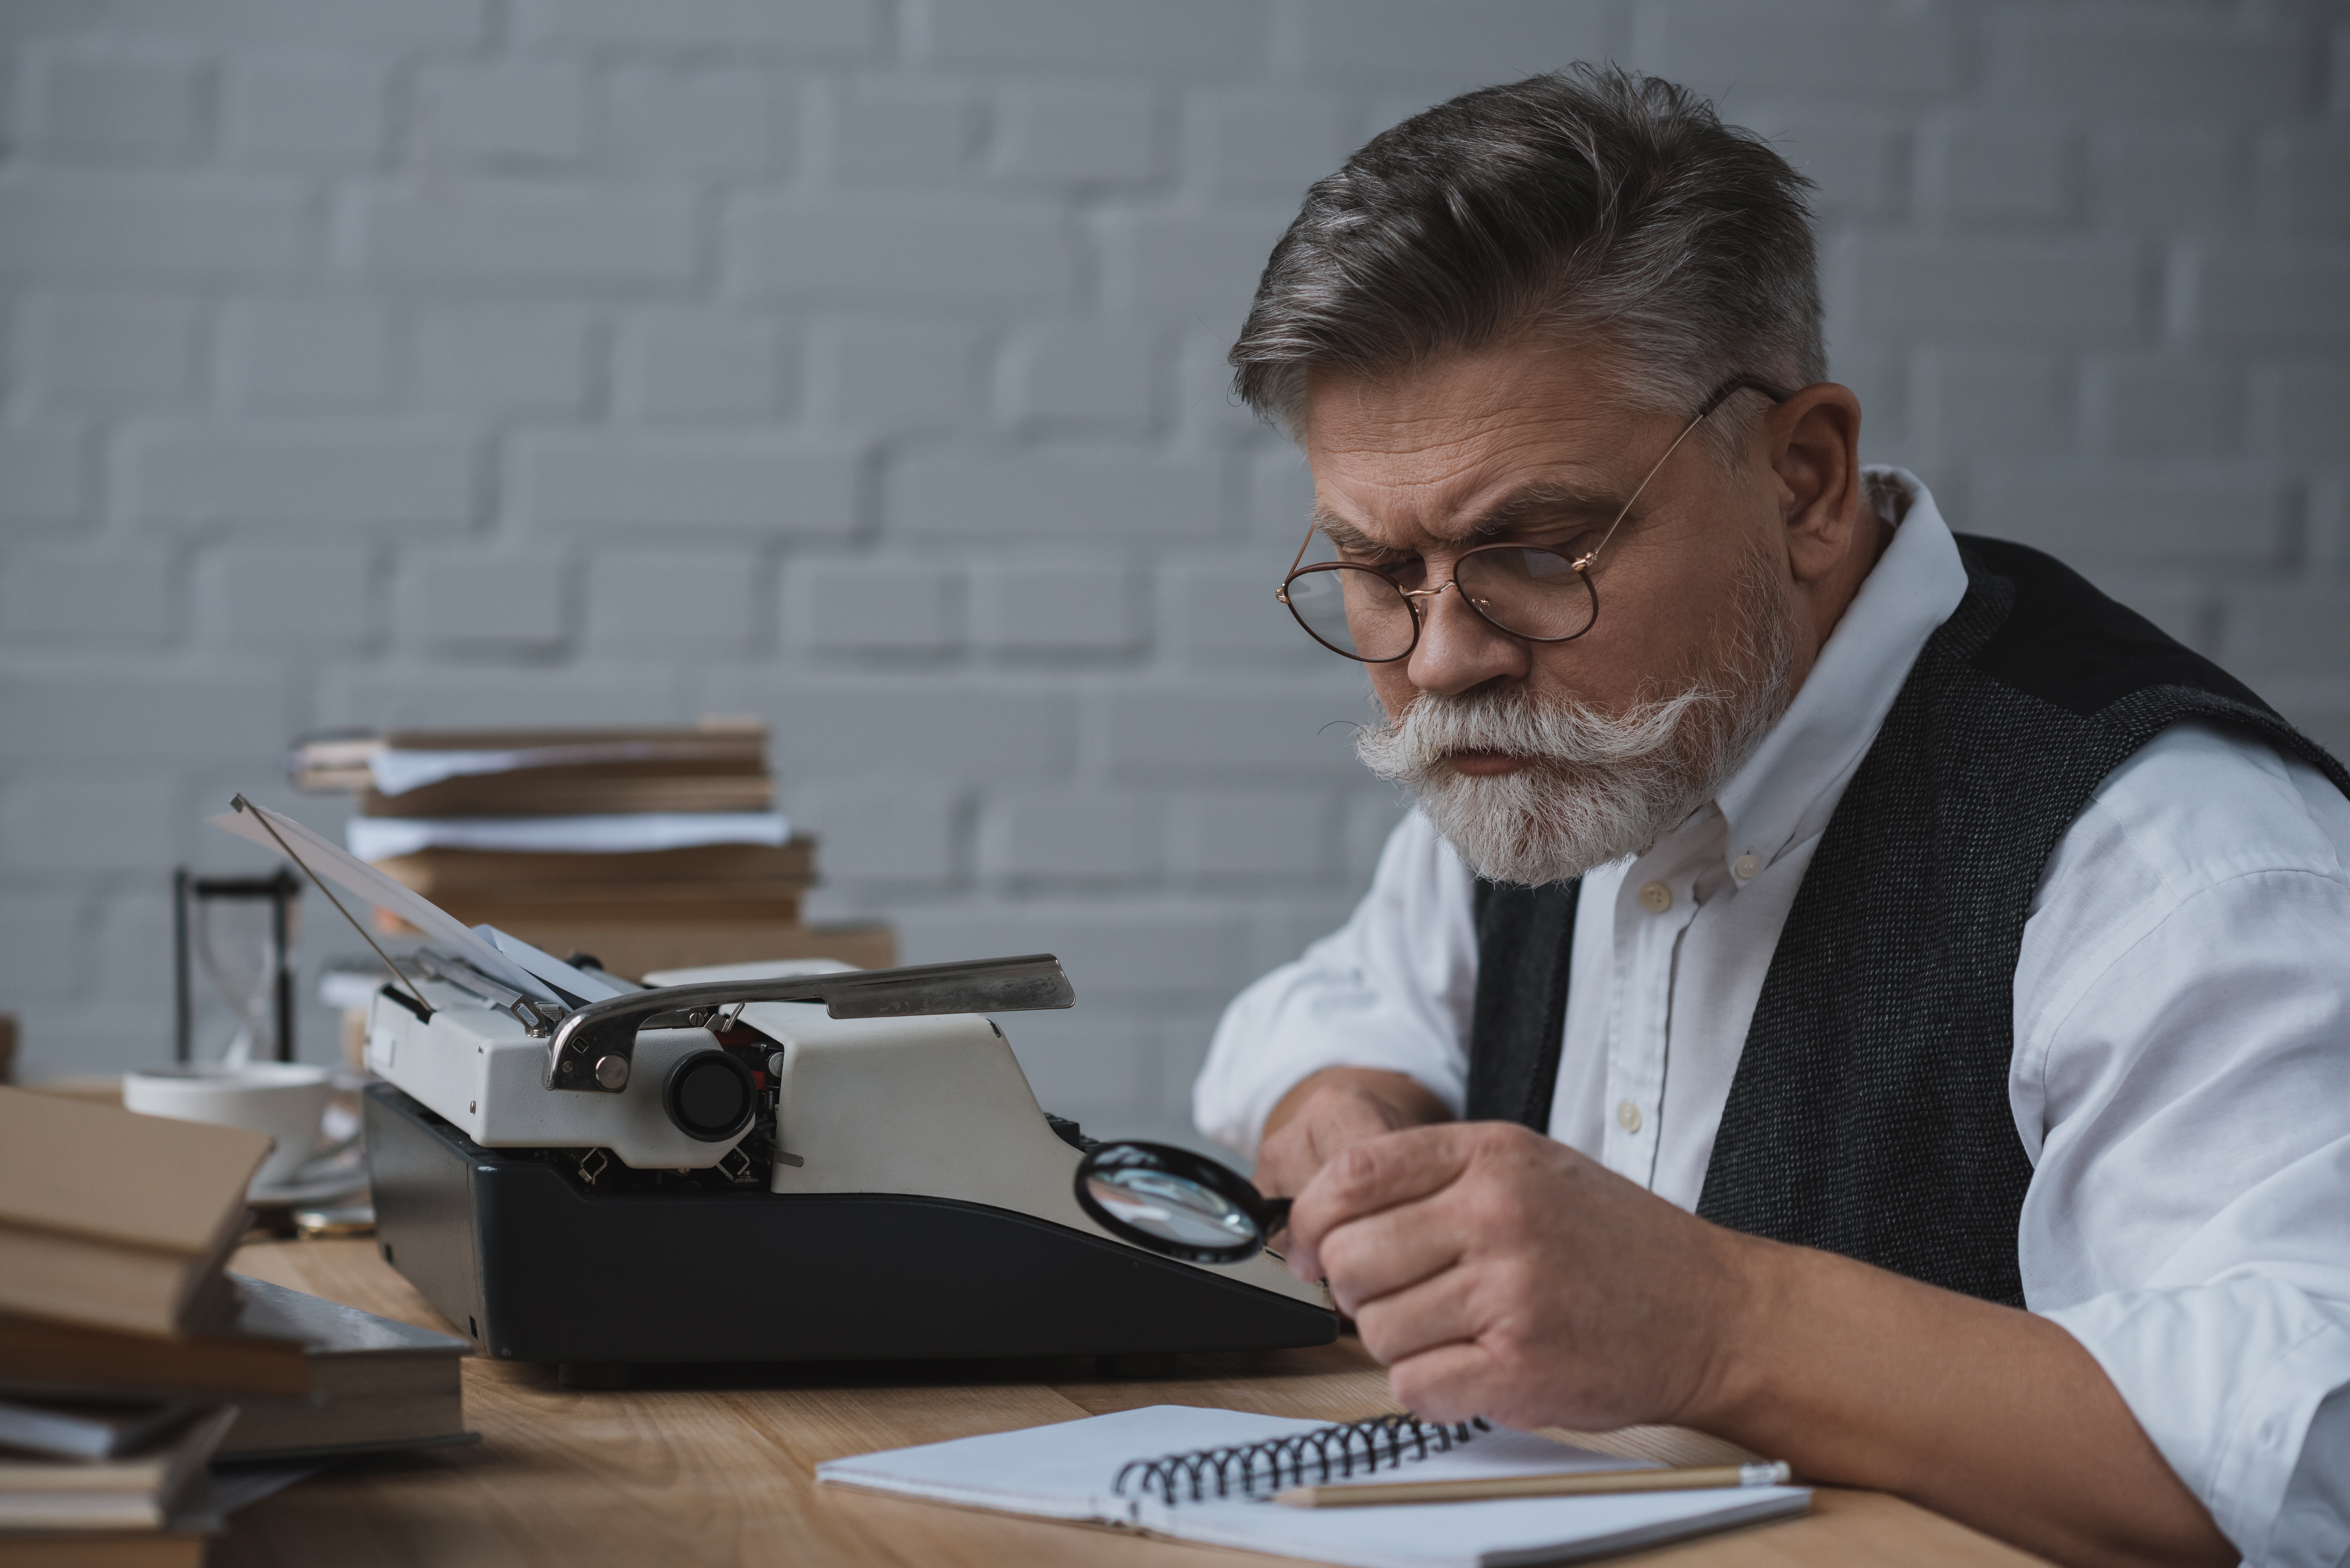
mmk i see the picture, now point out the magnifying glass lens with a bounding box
[1072,1140,1286,1264]
[1084,1168,1259,1250]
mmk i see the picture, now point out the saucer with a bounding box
[248,1169,369,1208]
[248,1142,369,1208]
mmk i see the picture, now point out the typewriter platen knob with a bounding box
[662,1049,758,1143]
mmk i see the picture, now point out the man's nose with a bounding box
[1404,579,1528,695]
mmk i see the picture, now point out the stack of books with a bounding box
[0,1088,474,1564]
[290,720,894,980]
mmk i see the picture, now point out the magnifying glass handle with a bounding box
[1258,1196,1293,1230]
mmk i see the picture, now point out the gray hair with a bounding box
[1228,66,1824,452]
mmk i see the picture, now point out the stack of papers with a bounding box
[276,722,890,978]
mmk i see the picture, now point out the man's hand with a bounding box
[1282,1120,1747,1431]
[1285,1119,2235,1568]
[1254,1067,1451,1199]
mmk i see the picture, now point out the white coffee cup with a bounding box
[124,1063,335,1189]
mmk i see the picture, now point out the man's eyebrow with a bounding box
[1308,510,1390,554]
[1459,482,1630,540]
[1311,483,1631,553]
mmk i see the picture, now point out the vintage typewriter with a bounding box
[212,799,1335,1382]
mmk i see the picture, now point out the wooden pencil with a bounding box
[1272,1460,1794,1507]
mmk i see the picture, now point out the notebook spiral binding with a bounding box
[1113,1414,1493,1505]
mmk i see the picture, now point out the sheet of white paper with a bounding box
[1161,1481,1805,1568]
[346,812,788,858]
[816,1406,1808,1568]
[206,801,559,1006]
[478,927,636,1003]
[821,1405,1308,1523]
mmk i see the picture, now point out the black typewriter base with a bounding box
[363,1084,1338,1367]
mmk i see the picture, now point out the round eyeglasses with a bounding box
[1275,376,1791,664]
[1282,542,1598,662]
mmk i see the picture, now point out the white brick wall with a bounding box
[3,3,2346,1152]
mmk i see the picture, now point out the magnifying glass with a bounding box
[1073,1141,1293,1265]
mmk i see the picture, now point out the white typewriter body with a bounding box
[365,957,1324,1310]
[207,795,1334,1367]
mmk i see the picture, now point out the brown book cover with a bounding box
[292,721,768,795]
[0,1090,269,1338]
[376,901,815,945]
[379,722,763,756]
[428,893,805,926]
[0,1315,310,1404]
[359,769,774,819]
[0,1531,210,1566]
[371,841,814,894]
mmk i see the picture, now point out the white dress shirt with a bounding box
[1195,471,2350,1568]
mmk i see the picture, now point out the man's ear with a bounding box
[1767,383,1865,587]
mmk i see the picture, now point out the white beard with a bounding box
[1353,557,1799,886]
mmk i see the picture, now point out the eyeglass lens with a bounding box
[1284,547,1597,662]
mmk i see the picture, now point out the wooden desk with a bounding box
[218,1238,2045,1568]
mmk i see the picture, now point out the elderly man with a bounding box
[1194,67,2349,1568]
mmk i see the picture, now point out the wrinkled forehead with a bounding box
[1297,344,1663,550]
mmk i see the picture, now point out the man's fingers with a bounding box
[1285,1123,1487,1279]
[1357,1267,1549,1429]
[1383,1340,1505,1428]
[1317,1199,1464,1315]
[1348,1253,1487,1365]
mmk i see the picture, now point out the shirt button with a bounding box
[1616,1100,1643,1134]
[1638,880,1673,913]
[1732,853,1759,879]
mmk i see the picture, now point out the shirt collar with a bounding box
[1710,467,1967,879]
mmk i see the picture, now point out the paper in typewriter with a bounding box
[206,799,634,1007]
[816,1404,1808,1568]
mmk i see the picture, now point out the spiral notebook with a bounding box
[817,1405,1808,1568]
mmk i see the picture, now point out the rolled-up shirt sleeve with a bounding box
[2036,1120,2350,1568]
[2015,731,2350,1567]
[1193,810,1478,1160]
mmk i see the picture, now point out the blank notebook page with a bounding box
[817,1404,1809,1568]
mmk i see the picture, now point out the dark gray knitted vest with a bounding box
[1465,536,2350,1306]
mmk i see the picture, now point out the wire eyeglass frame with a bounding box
[1275,374,1794,664]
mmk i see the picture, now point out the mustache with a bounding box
[1353,681,1726,782]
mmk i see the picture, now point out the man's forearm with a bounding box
[1701,1238,2232,1568]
